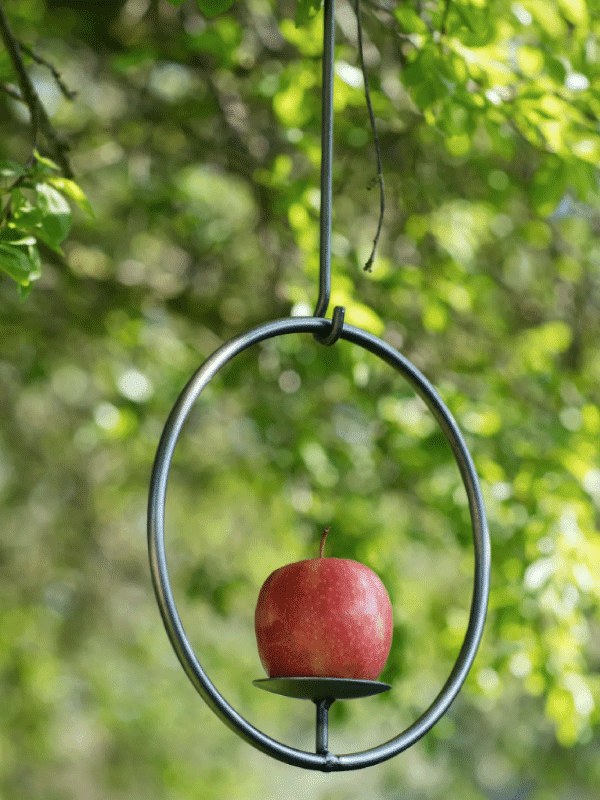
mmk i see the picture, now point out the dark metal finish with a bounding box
[315,698,334,755]
[314,0,335,319]
[313,304,345,345]
[147,315,491,772]
[252,677,391,701]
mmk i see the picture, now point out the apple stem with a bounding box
[319,526,331,559]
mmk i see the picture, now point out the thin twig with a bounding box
[0,0,73,176]
[355,0,385,272]
[17,40,77,100]
[440,0,451,35]
[0,83,24,103]
[0,1,39,160]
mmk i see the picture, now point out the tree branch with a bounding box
[0,1,39,158]
[355,0,385,273]
[0,0,73,177]
[17,40,77,101]
[0,82,24,103]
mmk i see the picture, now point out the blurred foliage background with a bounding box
[1,0,600,798]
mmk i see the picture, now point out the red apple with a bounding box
[254,528,393,680]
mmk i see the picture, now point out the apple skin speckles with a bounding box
[255,555,393,680]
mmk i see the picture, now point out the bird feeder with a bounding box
[148,0,490,772]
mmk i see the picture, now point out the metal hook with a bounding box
[314,305,345,346]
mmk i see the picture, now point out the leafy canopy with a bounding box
[0,152,93,298]
[2,0,600,798]
[178,0,323,24]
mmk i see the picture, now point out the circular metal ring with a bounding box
[147,316,491,772]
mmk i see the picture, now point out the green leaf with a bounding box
[196,0,237,18]
[47,177,95,218]
[544,54,567,85]
[0,222,42,297]
[10,189,44,232]
[447,5,495,45]
[33,150,60,173]
[0,226,37,246]
[187,17,242,64]
[11,184,72,253]
[0,241,41,286]
[531,156,567,216]
[296,0,322,26]
[12,180,39,191]
[34,183,72,250]
[451,4,475,33]
[165,0,186,5]
[395,5,429,34]
[110,48,158,74]
[402,47,450,110]
[25,237,42,276]
[0,160,27,179]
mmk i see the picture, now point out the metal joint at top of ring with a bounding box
[314,306,345,346]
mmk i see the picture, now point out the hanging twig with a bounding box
[0,0,73,176]
[17,40,77,101]
[355,0,385,272]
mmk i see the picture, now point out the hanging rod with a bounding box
[313,0,335,319]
